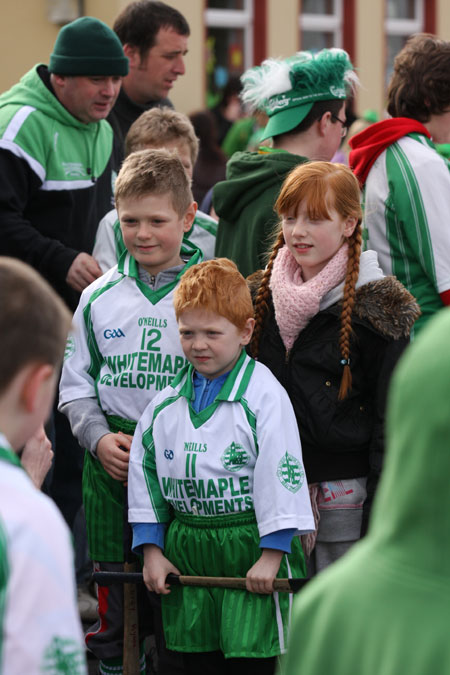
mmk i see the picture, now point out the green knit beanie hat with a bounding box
[241,48,358,141]
[49,16,128,76]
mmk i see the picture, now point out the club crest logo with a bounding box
[221,441,249,472]
[64,335,75,361]
[277,452,304,493]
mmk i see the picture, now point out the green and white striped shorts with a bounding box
[162,510,306,658]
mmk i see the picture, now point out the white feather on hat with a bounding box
[241,48,358,114]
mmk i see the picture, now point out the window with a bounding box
[208,0,246,7]
[385,0,424,86]
[205,0,253,107]
[300,0,343,51]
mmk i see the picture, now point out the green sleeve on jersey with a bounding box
[192,213,218,237]
[113,219,126,263]
[0,520,9,666]
[82,278,123,380]
[142,396,181,522]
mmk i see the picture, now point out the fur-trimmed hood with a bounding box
[352,276,420,340]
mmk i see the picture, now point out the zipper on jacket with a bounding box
[85,123,101,184]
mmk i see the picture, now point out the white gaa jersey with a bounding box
[128,353,315,537]
[364,133,450,328]
[59,250,201,421]
[0,435,86,674]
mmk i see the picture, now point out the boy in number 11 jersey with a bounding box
[128,259,314,675]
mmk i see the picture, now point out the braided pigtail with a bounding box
[250,229,285,359]
[338,220,362,400]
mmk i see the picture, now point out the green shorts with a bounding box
[83,414,136,561]
[162,510,306,658]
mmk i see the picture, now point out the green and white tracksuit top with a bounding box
[0,434,86,675]
[0,65,116,310]
[59,247,201,561]
[128,351,314,534]
[93,207,218,273]
[364,133,450,332]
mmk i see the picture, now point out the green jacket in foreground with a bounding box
[280,306,450,675]
[213,149,307,277]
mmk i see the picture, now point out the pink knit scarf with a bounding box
[270,243,349,350]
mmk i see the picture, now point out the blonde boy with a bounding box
[0,258,86,674]
[128,259,314,673]
[59,149,200,673]
[94,107,217,271]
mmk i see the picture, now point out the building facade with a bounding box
[1,1,450,119]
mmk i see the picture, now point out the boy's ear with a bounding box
[317,111,332,137]
[182,201,197,233]
[21,364,55,414]
[240,317,255,346]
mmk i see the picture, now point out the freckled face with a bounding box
[282,191,357,281]
[178,309,254,380]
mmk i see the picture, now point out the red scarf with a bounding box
[349,118,431,186]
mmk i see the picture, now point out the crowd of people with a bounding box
[1,2,450,674]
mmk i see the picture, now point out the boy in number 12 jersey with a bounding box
[59,148,201,674]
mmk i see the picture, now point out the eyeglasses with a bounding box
[331,114,348,138]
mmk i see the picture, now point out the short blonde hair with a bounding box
[125,107,199,165]
[174,259,254,330]
[114,148,193,217]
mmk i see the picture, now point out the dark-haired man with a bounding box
[109,0,190,151]
[350,33,450,333]
[213,48,358,277]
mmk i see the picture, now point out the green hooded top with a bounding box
[281,307,450,675]
[0,65,116,310]
[213,149,307,277]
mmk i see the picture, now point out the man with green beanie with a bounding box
[0,15,128,310]
[280,305,450,675]
[213,48,358,277]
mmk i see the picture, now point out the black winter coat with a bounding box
[252,275,420,530]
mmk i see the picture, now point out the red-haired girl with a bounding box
[250,161,420,574]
